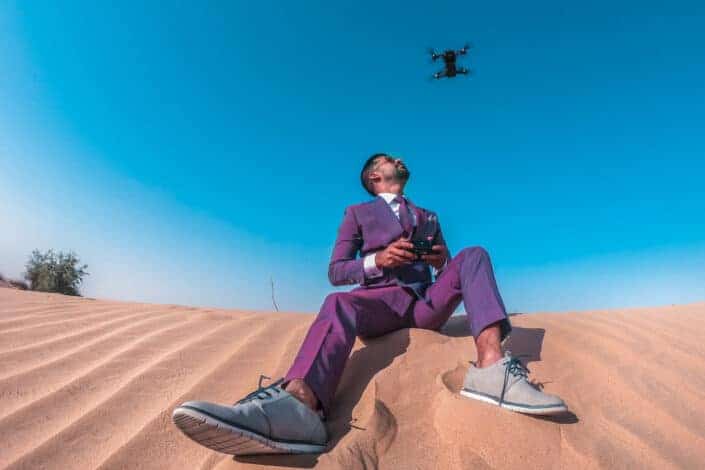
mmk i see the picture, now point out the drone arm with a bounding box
[456,43,472,55]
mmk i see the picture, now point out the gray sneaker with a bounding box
[172,376,328,455]
[460,352,567,415]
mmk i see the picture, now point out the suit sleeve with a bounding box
[327,206,365,286]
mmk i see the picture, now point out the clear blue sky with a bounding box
[1,1,703,313]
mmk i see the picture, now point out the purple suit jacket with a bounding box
[327,195,451,317]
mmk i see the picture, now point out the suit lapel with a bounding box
[404,197,424,238]
[372,195,426,236]
[373,196,404,234]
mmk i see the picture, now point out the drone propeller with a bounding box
[428,47,440,61]
[430,70,446,81]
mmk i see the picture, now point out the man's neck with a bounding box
[377,192,403,204]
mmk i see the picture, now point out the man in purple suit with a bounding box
[173,154,567,456]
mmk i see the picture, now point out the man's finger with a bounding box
[390,258,411,267]
[388,248,404,258]
[389,252,405,262]
[394,240,415,250]
[391,247,416,259]
[431,245,446,252]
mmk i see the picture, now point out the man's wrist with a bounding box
[432,257,448,276]
[363,252,384,279]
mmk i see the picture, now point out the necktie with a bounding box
[393,195,414,238]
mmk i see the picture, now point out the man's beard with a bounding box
[395,166,410,181]
[383,166,410,184]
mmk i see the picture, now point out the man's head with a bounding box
[360,153,410,196]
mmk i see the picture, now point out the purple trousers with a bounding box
[284,246,512,415]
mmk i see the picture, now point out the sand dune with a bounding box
[1,288,703,469]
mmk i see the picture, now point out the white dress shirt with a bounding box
[363,193,446,279]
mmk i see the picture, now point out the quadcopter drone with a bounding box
[429,43,472,80]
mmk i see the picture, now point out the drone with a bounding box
[429,43,472,80]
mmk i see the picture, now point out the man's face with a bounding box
[372,156,410,186]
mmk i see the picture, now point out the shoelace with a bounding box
[235,374,284,405]
[499,354,531,406]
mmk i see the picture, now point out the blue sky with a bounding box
[1,1,703,313]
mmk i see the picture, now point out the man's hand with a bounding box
[421,245,448,270]
[375,237,416,269]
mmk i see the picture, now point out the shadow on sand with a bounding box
[235,317,577,466]
[442,315,579,424]
[235,329,411,468]
[440,315,547,364]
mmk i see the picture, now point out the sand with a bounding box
[0,288,704,469]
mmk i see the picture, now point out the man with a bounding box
[173,153,567,456]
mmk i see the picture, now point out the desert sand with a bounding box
[0,287,704,469]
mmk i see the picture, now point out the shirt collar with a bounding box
[378,192,403,204]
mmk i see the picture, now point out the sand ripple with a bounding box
[1,289,703,469]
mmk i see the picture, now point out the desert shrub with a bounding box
[9,279,29,290]
[0,273,29,290]
[24,250,89,296]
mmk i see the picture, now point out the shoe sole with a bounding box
[172,406,327,456]
[459,389,567,415]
